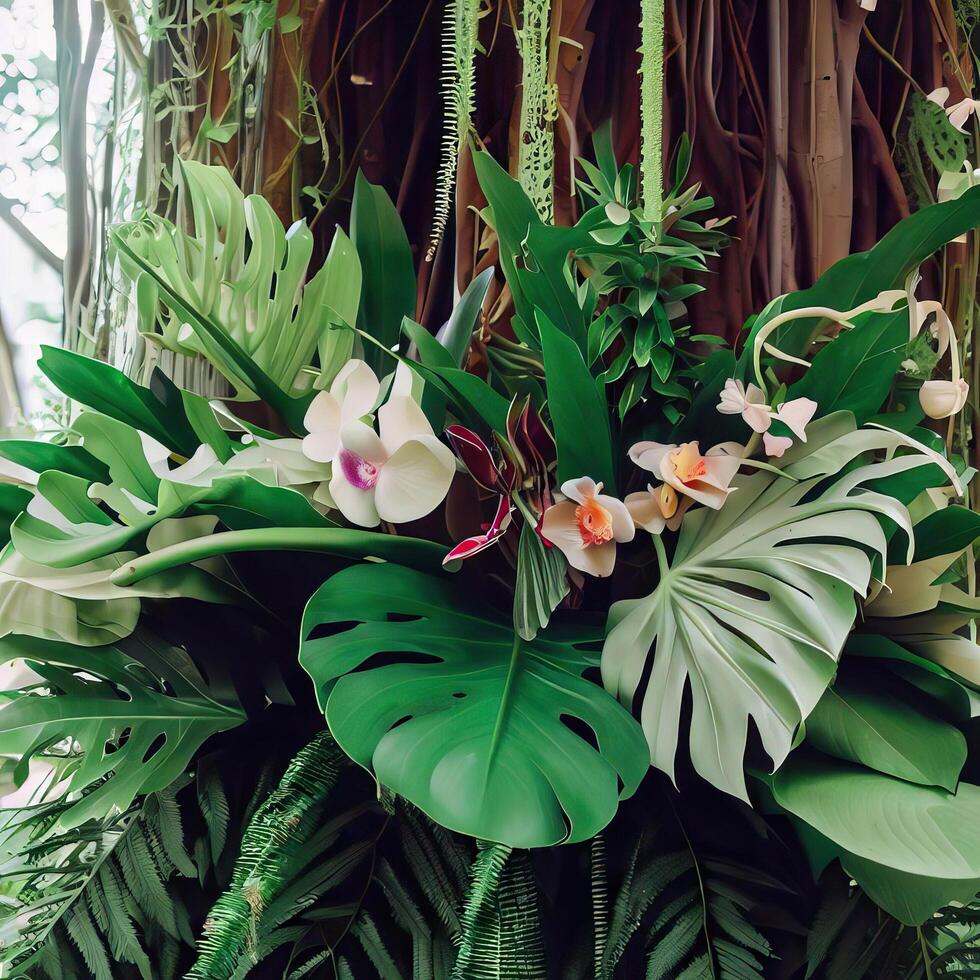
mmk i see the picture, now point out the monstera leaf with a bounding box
[601,415,957,800]
[0,630,245,828]
[300,563,648,847]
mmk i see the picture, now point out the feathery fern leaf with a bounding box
[452,842,546,980]
[187,731,355,979]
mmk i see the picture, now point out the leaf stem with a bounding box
[110,527,449,586]
[652,534,670,577]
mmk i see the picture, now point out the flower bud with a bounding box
[919,378,969,419]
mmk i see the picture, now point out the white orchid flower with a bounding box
[302,359,381,463]
[540,477,634,578]
[716,379,773,433]
[327,363,455,527]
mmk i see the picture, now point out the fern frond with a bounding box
[452,842,546,980]
[639,0,665,222]
[428,0,482,260]
[187,731,347,980]
[2,782,196,977]
[592,833,609,976]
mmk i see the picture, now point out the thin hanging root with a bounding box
[428,0,482,262]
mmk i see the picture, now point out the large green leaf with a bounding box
[911,505,980,562]
[602,416,943,800]
[805,667,966,791]
[300,563,648,847]
[351,171,417,375]
[0,630,245,828]
[771,750,980,923]
[787,310,907,423]
[472,150,597,353]
[738,186,980,374]
[37,347,200,456]
[114,159,346,409]
[0,438,109,483]
[538,311,617,491]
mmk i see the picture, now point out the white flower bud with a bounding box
[919,378,970,419]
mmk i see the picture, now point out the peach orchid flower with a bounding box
[540,477,635,578]
[625,483,692,535]
[628,441,741,510]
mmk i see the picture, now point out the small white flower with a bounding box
[927,87,980,133]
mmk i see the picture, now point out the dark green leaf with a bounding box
[38,347,199,456]
[912,506,980,562]
[788,310,907,423]
[300,563,647,847]
[351,171,417,374]
[538,312,616,491]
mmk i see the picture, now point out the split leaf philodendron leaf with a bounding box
[300,563,648,847]
[0,630,245,829]
[602,415,952,801]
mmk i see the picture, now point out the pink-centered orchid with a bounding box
[302,359,381,463]
[540,477,634,578]
[326,363,455,527]
[628,440,740,510]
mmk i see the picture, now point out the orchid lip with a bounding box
[339,448,381,490]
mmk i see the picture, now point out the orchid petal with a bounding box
[947,100,974,132]
[330,359,380,422]
[763,433,794,458]
[446,425,500,491]
[595,493,636,543]
[560,476,600,505]
[927,86,950,107]
[775,397,818,441]
[625,490,666,534]
[374,435,455,524]
[340,419,388,465]
[328,470,380,527]
[378,395,434,456]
